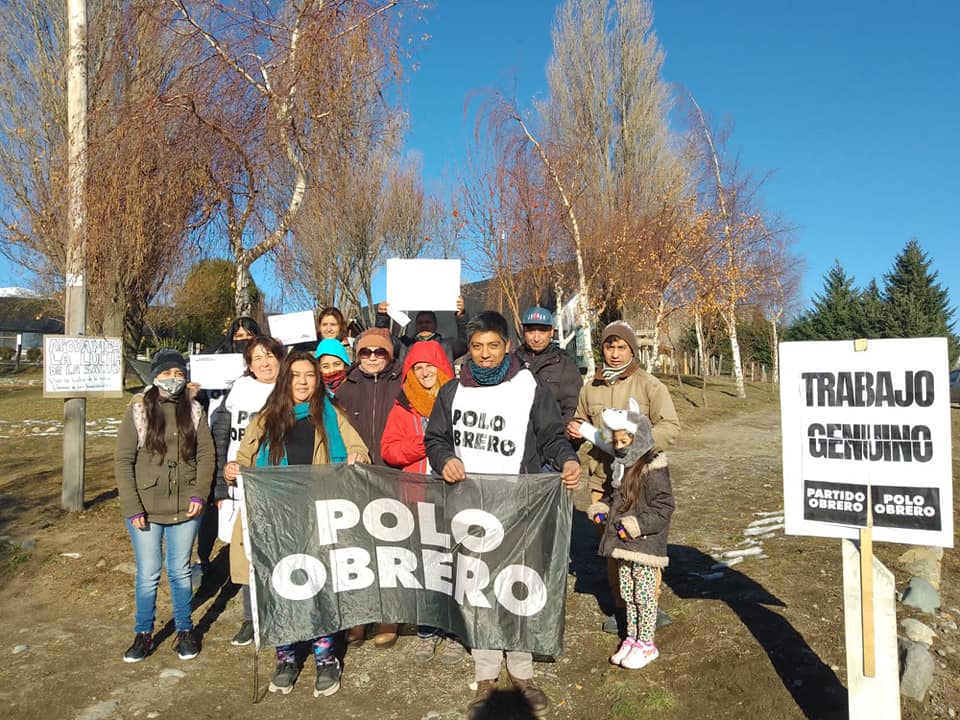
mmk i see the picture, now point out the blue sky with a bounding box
[1,1,956,321]
[401,0,960,317]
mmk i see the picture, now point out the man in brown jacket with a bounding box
[565,320,680,632]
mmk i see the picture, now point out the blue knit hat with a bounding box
[314,338,351,366]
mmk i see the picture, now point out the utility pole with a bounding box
[62,0,88,511]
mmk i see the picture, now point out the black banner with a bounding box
[241,464,572,656]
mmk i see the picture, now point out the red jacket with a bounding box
[381,341,453,474]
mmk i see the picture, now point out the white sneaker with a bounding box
[620,642,659,670]
[609,637,636,665]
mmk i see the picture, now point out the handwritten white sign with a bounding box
[189,353,245,389]
[267,310,317,346]
[386,258,460,312]
[43,336,123,397]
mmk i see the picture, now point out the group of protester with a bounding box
[113,297,681,718]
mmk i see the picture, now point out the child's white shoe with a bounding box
[620,642,659,670]
[609,637,637,665]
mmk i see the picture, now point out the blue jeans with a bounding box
[125,516,201,633]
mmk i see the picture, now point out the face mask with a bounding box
[154,376,186,397]
[233,339,251,354]
[322,369,347,392]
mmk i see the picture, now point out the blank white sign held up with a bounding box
[386,259,460,312]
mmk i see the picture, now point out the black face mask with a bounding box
[233,339,251,354]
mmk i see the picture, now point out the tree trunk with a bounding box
[695,310,707,407]
[770,313,781,385]
[648,295,664,373]
[234,257,255,317]
[511,111,595,380]
[721,304,746,398]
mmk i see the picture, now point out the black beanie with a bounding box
[150,348,188,382]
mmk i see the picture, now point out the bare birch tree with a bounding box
[164,0,405,316]
[0,1,220,353]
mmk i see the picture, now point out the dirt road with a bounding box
[0,398,954,719]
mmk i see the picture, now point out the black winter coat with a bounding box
[424,354,578,475]
[335,360,402,466]
[514,343,582,423]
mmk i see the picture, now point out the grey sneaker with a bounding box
[313,658,341,697]
[438,637,466,666]
[269,661,299,694]
[413,635,438,665]
[231,620,254,646]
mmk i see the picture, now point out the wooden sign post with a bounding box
[779,337,955,719]
[842,538,899,718]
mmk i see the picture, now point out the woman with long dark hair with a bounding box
[115,349,215,663]
[231,350,369,698]
[210,335,285,646]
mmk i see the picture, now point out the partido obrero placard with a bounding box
[780,337,953,548]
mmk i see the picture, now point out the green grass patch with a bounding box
[1,540,31,573]
[604,676,680,720]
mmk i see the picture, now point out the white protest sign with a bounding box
[779,338,953,547]
[43,335,123,398]
[267,310,317,346]
[189,353,245,390]
[386,258,460,311]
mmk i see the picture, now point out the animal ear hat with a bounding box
[602,397,641,434]
[602,398,655,455]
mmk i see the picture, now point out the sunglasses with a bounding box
[358,347,390,359]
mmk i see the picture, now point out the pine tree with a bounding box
[881,239,958,361]
[786,261,864,340]
[859,279,886,338]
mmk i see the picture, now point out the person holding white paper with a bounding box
[375,295,469,366]
[209,335,284,647]
[193,315,261,579]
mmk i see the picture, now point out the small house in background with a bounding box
[0,289,63,350]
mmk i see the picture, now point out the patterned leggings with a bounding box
[276,635,334,664]
[618,561,662,643]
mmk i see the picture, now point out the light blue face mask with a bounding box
[154,376,186,397]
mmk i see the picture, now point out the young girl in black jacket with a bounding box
[587,400,674,670]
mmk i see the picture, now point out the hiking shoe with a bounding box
[173,630,200,660]
[602,613,619,634]
[438,637,466,666]
[231,620,254,647]
[313,657,342,697]
[620,642,659,670]
[268,661,299,694]
[467,679,499,720]
[508,675,549,716]
[346,625,365,648]
[413,635,438,665]
[123,632,153,663]
[373,623,398,649]
[610,637,637,665]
